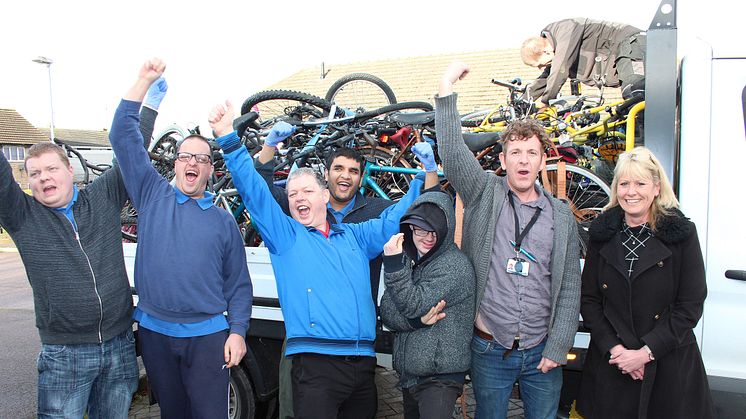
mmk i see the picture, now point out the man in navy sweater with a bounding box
[109,59,253,418]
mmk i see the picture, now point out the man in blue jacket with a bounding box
[208,101,428,419]
[109,59,253,418]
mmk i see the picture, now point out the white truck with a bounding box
[124,1,746,418]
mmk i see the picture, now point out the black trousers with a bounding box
[402,376,464,419]
[291,352,377,419]
[138,328,229,419]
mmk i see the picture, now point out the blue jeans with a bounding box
[471,335,562,419]
[36,329,139,419]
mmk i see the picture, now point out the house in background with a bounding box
[39,128,114,184]
[262,48,622,113]
[0,109,49,189]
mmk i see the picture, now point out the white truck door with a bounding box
[695,57,746,383]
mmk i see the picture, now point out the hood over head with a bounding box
[399,191,455,265]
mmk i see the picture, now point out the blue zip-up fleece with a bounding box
[109,100,252,337]
[217,131,424,356]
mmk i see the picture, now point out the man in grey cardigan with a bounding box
[436,61,581,419]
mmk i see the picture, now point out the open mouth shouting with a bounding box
[296,204,311,218]
[42,184,57,195]
[185,169,199,184]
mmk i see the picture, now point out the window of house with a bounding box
[2,145,26,161]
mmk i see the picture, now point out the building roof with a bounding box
[39,128,111,147]
[265,48,622,115]
[0,109,50,145]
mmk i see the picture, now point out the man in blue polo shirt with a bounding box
[109,59,253,418]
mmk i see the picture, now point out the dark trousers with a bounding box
[291,352,377,419]
[138,328,229,419]
[402,376,464,419]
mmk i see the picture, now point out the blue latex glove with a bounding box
[265,121,296,147]
[144,77,168,110]
[412,142,437,172]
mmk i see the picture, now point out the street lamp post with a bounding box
[32,56,55,142]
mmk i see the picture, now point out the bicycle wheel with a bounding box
[540,163,611,253]
[460,108,511,128]
[150,124,187,181]
[356,146,413,201]
[325,73,397,114]
[240,90,344,127]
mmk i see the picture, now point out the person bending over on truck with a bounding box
[0,65,167,419]
[521,18,646,110]
[254,121,440,419]
[380,190,476,419]
[109,58,253,419]
[208,100,436,419]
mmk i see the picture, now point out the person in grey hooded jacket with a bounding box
[380,191,476,419]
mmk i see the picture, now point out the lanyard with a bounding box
[507,192,542,254]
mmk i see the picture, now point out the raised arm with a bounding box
[108,59,168,211]
[255,122,296,216]
[209,102,296,254]
[435,61,492,205]
[0,152,30,232]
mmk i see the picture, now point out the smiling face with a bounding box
[174,136,213,199]
[410,225,437,256]
[499,135,546,201]
[287,172,330,231]
[325,156,363,210]
[25,151,75,208]
[616,175,660,226]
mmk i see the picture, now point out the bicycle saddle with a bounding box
[388,111,435,126]
[462,132,502,153]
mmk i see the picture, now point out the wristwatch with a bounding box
[642,345,655,361]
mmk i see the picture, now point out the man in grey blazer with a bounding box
[435,61,581,419]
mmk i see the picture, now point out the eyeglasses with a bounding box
[176,152,211,164]
[411,226,436,238]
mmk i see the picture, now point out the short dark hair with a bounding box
[500,120,551,151]
[325,148,365,174]
[177,134,212,154]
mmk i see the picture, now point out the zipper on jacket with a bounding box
[70,219,104,344]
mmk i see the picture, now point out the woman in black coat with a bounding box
[576,147,714,419]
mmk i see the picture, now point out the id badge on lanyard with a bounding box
[506,192,540,277]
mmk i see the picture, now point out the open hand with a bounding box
[420,300,446,325]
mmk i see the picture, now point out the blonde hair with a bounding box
[521,37,550,66]
[606,146,679,229]
[25,143,70,171]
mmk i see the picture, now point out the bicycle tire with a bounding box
[239,90,344,127]
[356,146,413,201]
[540,163,611,254]
[324,73,397,113]
[460,109,510,128]
[150,124,187,181]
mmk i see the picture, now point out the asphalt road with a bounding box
[0,251,38,419]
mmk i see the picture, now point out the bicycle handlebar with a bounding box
[491,78,526,93]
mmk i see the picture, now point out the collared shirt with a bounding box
[476,177,554,351]
[174,187,215,210]
[52,185,79,231]
[135,187,227,337]
[328,195,357,223]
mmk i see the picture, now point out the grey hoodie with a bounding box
[380,191,476,377]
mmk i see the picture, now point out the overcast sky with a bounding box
[1,0,735,137]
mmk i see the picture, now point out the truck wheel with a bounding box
[229,365,256,419]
